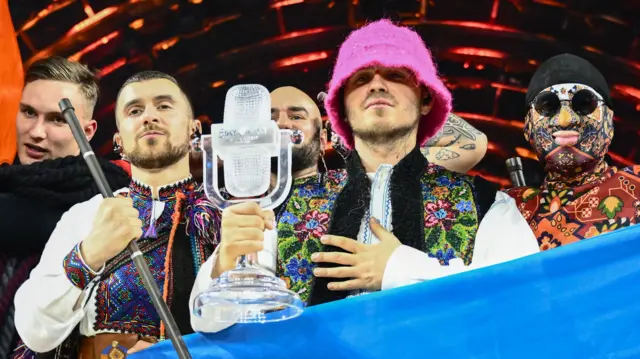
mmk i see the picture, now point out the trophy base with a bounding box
[193,265,304,324]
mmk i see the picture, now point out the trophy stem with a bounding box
[236,253,258,269]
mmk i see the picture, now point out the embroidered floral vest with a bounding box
[505,165,640,251]
[276,164,483,304]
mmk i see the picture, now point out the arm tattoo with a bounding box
[444,113,484,141]
[424,127,444,147]
[435,148,460,160]
[461,144,477,150]
[424,114,484,148]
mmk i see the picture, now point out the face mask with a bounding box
[524,83,614,174]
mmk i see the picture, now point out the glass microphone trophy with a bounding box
[193,84,305,324]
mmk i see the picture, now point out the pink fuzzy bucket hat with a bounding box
[324,19,452,150]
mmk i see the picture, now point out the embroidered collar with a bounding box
[129,176,196,201]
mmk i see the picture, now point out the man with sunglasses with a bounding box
[506,53,640,250]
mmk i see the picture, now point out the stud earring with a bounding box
[112,136,122,155]
[113,135,127,160]
[190,126,202,153]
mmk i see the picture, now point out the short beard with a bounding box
[125,138,190,170]
[345,101,420,147]
[271,127,321,175]
[351,123,415,146]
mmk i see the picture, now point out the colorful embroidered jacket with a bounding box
[13,177,219,358]
[505,165,640,251]
[274,148,497,305]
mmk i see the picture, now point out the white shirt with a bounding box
[13,188,222,353]
[190,166,539,333]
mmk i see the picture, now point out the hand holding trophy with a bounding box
[193,84,304,324]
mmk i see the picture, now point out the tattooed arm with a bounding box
[421,113,488,173]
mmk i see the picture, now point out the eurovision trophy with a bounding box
[193,84,305,324]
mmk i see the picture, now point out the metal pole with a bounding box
[59,98,192,359]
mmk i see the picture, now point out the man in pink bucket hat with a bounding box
[308,19,539,305]
[199,20,539,317]
[324,20,451,152]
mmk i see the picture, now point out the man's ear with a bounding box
[191,119,202,135]
[420,89,433,116]
[84,119,98,141]
[113,132,122,151]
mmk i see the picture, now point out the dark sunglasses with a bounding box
[533,89,603,117]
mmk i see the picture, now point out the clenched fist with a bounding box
[81,196,143,271]
[212,202,275,278]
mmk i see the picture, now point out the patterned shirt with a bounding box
[506,165,640,250]
[13,177,218,356]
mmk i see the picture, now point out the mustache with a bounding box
[361,92,396,108]
[137,124,168,139]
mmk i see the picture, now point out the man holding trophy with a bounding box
[192,19,539,327]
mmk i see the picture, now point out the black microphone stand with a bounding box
[506,157,527,187]
[59,99,192,359]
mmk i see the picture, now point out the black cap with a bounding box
[526,53,612,109]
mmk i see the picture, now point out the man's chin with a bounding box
[17,151,49,165]
[544,150,600,173]
[352,125,415,145]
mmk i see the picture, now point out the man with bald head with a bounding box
[270,86,327,181]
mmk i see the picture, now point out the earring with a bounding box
[112,135,123,156]
[112,138,121,155]
[320,150,329,173]
[190,126,202,153]
[113,136,127,161]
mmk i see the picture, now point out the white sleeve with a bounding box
[381,246,468,290]
[189,246,236,334]
[381,191,539,291]
[13,196,101,353]
[471,191,540,267]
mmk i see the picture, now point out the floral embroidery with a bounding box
[278,165,480,304]
[424,200,455,228]
[428,245,456,265]
[456,200,473,213]
[432,186,450,199]
[294,209,330,238]
[285,257,315,282]
[422,166,478,265]
[277,173,343,303]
